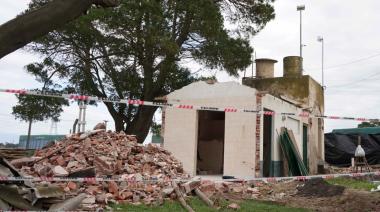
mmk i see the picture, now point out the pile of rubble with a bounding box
[0,129,189,211]
[0,128,268,211]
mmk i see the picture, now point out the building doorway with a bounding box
[263,109,273,177]
[196,111,225,175]
[303,124,309,171]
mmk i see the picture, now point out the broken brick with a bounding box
[67,182,77,190]
[108,181,119,194]
[56,156,65,166]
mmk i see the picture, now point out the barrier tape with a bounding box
[1,171,379,183]
[1,88,379,122]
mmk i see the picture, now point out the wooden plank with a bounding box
[172,181,194,212]
[287,129,303,161]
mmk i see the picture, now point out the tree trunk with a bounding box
[26,119,32,149]
[126,106,158,143]
[114,116,125,132]
[0,0,119,59]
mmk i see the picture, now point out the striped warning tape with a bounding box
[0,171,379,183]
[0,88,378,122]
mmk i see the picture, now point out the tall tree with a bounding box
[12,90,68,149]
[26,0,275,142]
[0,0,120,59]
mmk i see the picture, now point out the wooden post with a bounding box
[26,119,32,149]
[194,188,214,207]
[171,181,194,212]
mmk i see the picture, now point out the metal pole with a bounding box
[297,5,305,72]
[104,120,109,130]
[318,36,325,89]
[300,10,303,59]
[322,38,325,89]
[82,103,87,132]
[77,102,83,133]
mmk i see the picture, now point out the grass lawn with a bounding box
[113,197,309,212]
[326,177,377,191]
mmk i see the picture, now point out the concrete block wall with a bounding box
[163,81,322,177]
[261,94,308,176]
[164,108,198,175]
[164,82,257,177]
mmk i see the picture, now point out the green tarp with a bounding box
[332,127,380,135]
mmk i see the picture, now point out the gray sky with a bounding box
[1,0,380,143]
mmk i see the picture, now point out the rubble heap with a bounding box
[22,130,186,179]
[2,130,188,211]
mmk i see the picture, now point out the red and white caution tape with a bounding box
[0,171,379,183]
[0,88,378,122]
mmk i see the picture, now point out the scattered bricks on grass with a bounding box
[12,130,188,209]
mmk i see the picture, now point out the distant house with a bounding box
[18,135,65,149]
[151,134,163,146]
[162,56,325,178]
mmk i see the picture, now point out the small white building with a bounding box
[162,56,324,178]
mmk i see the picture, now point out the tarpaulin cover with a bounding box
[332,127,380,134]
[325,133,380,167]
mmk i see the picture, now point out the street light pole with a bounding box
[297,5,305,71]
[317,36,325,89]
[297,5,305,57]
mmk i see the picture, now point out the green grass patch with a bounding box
[326,177,376,191]
[113,197,309,212]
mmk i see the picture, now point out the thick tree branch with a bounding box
[0,0,119,59]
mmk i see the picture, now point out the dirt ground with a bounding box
[255,179,380,212]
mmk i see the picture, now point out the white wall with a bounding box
[164,81,320,177]
[261,95,307,162]
[164,81,257,177]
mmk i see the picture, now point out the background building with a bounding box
[163,56,325,178]
[18,135,65,149]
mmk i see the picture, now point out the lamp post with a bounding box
[317,36,325,89]
[297,5,305,59]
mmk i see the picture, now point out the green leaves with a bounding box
[25,0,275,139]
[12,89,69,123]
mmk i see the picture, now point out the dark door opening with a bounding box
[303,124,309,171]
[197,111,225,175]
[263,109,273,177]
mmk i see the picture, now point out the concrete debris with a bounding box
[0,129,272,211]
[5,130,188,210]
[33,184,65,199]
[0,184,40,211]
[47,193,87,212]
[0,164,12,176]
[52,165,69,177]
[0,156,84,211]
[93,122,107,130]
[227,203,240,210]
[0,198,11,211]
[10,157,37,168]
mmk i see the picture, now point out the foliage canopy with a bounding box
[26,0,275,141]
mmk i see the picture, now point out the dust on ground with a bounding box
[255,179,380,212]
[297,178,345,197]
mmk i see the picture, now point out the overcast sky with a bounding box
[1,0,380,143]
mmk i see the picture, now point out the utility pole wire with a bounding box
[306,52,380,71]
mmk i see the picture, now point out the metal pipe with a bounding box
[300,10,303,59]
[318,36,325,89]
[82,103,86,132]
[297,5,305,72]
[72,119,78,134]
[77,102,82,133]
[322,38,325,88]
